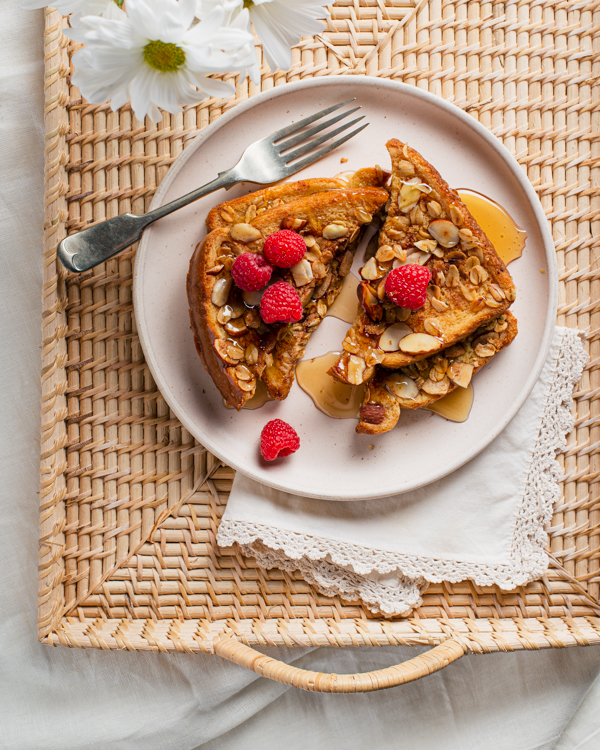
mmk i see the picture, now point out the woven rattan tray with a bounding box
[39,0,600,691]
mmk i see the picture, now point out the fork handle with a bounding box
[58,170,237,272]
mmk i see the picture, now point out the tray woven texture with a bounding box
[39,0,600,681]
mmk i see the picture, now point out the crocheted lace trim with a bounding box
[217,329,587,616]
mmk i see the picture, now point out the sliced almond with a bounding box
[427,200,442,218]
[242,288,264,307]
[234,364,253,381]
[237,379,256,392]
[347,355,367,385]
[447,361,474,388]
[291,258,314,287]
[386,372,419,400]
[230,223,261,242]
[475,343,496,358]
[214,338,244,364]
[281,217,307,231]
[422,376,451,396]
[217,305,234,325]
[428,219,460,248]
[355,208,373,223]
[211,277,232,307]
[379,322,412,352]
[470,265,489,285]
[304,235,317,248]
[206,264,225,276]
[224,318,247,336]
[323,223,349,240]
[397,160,415,176]
[399,183,422,211]
[431,297,449,313]
[360,257,382,280]
[376,244,395,263]
[406,251,431,266]
[445,265,460,287]
[245,344,259,365]
[414,239,438,254]
[399,333,442,355]
[365,348,385,366]
[358,282,383,321]
[424,319,443,336]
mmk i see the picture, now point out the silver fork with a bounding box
[58,100,368,273]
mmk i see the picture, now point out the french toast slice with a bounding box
[329,140,517,387]
[188,186,388,410]
[206,168,389,231]
[356,312,517,435]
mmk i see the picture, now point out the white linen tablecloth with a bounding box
[1,2,600,748]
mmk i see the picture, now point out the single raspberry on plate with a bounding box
[231,252,273,292]
[385,264,432,309]
[260,281,303,324]
[263,230,306,268]
[260,419,300,461]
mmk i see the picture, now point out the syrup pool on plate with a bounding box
[426,383,474,423]
[296,351,364,419]
[458,189,527,265]
[325,273,360,324]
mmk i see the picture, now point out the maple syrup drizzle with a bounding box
[458,189,526,266]
[242,380,273,410]
[296,351,365,419]
[325,273,360,324]
[426,383,474,423]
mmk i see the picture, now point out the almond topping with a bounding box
[447,361,474,388]
[422,376,451,396]
[211,277,232,307]
[323,223,349,240]
[291,258,314,287]
[360,257,383,280]
[281,217,307,231]
[347,355,367,385]
[379,322,412,352]
[376,245,395,263]
[386,372,419,400]
[230,223,261,242]
[428,219,460,248]
[399,333,442,355]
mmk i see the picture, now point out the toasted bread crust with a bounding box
[188,186,388,409]
[356,312,518,434]
[206,168,389,231]
[330,139,517,385]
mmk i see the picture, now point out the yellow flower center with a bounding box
[143,40,186,72]
[243,0,254,7]
[112,0,124,7]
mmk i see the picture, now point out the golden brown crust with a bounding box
[331,139,517,385]
[206,179,345,231]
[188,186,388,409]
[356,312,518,434]
[206,168,389,232]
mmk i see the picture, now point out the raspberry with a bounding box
[260,281,303,324]
[385,264,432,309]
[263,230,306,268]
[231,252,273,292]
[260,419,300,461]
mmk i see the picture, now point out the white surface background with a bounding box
[1,2,600,748]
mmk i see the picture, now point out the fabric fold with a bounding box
[217,327,587,616]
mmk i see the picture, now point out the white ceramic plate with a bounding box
[133,77,557,500]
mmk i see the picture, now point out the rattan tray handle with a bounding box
[214,637,466,692]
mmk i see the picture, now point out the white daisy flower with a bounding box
[64,0,256,122]
[21,0,126,25]
[196,0,329,73]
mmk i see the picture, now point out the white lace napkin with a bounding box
[217,327,587,616]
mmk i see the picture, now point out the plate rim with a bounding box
[133,76,558,500]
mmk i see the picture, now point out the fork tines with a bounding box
[270,100,369,172]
